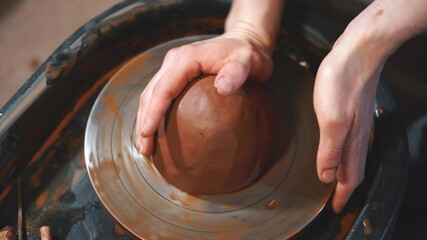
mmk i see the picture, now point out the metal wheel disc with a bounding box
[84,35,334,239]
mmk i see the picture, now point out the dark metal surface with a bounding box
[0,0,408,239]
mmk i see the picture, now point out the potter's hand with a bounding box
[314,0,427,213]
[314,41,382,214]
[135,34,273,155]
[135,0,285,156]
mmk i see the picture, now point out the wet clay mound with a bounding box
[153,75,281,194]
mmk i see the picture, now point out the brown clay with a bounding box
[153,75,280,194]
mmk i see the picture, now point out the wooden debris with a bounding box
[0,226,17,240]
[40,226,52,240]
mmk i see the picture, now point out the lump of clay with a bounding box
[153,75,280,194]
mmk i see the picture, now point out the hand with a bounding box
[135,33,273,156]
[313,0,427,213]
[313,6,391,213]
[314,45,383,213]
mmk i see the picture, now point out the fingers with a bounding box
[215,59,251,94]
[142,49,201,137]
[136,46,201,155]
[316,116,352,183]
[135,134,154,157]
[331,139,367,213]
[136,43,211,155]
[332,181,356,213]
[135,48,179,155]
[214,48,273,95]
[316,113,368,213]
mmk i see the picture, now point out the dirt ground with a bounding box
[0,0,120,107]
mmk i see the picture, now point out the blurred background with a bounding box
[0,0,121,107]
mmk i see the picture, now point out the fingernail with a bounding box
[136,136,144,154]
[216,77,234,94]
[141,122,147,136]
[332,199,344,214]
[334,205,344,214]
[322,168,337,183]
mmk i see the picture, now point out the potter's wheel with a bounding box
[84,35,334,239]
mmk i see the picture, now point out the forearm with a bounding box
[377,0,427,45]
[225,0,286,55]
[337,0,427,63]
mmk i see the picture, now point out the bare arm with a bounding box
[314,0,427,213]
[225,0,285,55]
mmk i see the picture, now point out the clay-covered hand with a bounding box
[135,34,273,156]
[314,0,427,213]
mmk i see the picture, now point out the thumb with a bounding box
[316,118,351,183]
[214,58,250,95]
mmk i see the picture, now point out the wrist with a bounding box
[225,0,285,56]
[224,24,275,56]
[336,0,427,62]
